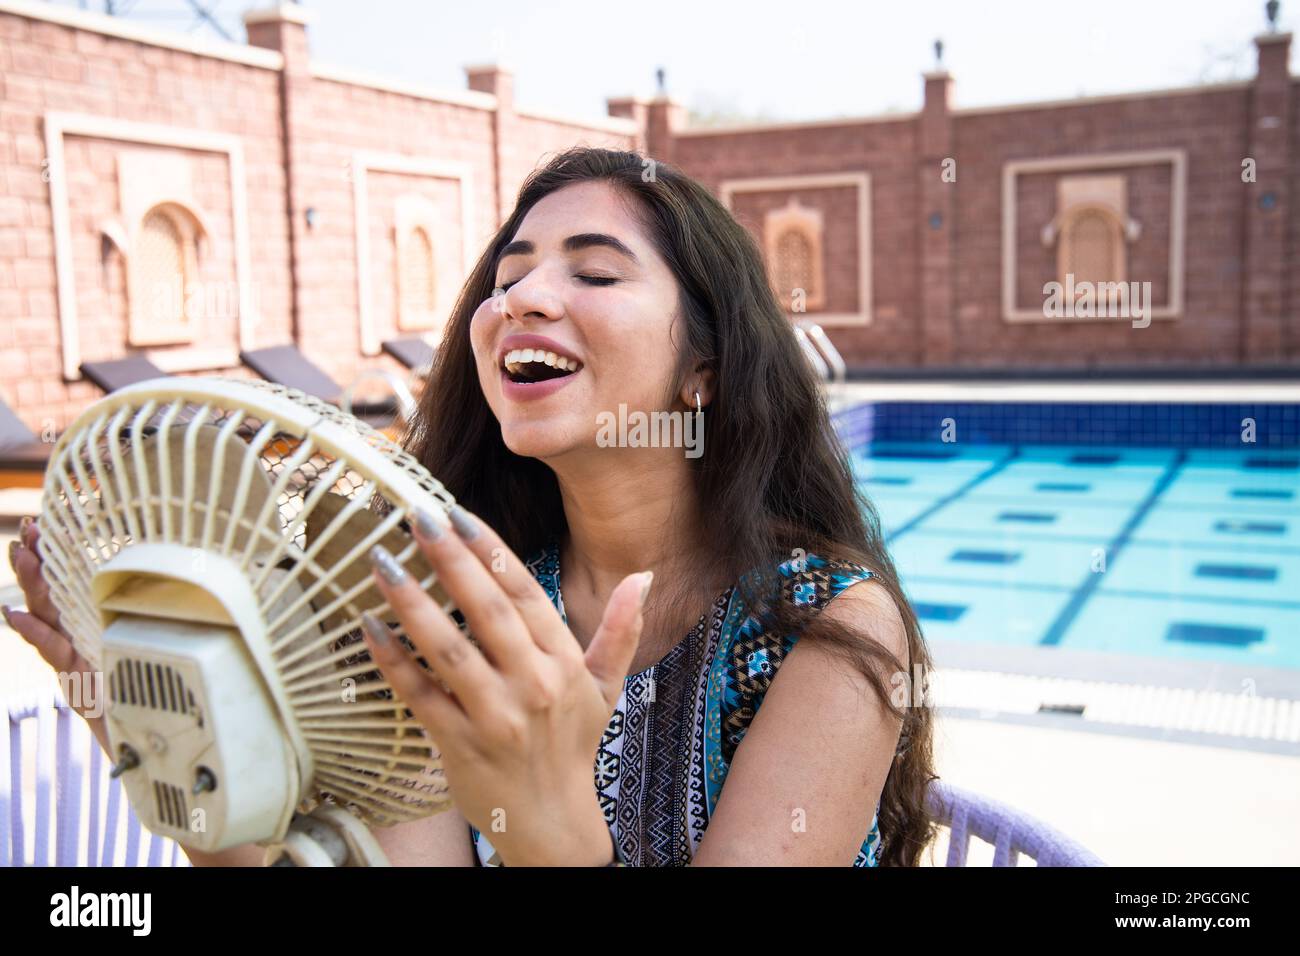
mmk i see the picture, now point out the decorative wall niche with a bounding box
[1040,174,1140,289]
[1000,149,1186,323]
[393,194,440,332]
[718,172,872,326]
[764,199,826,312]
[44,112,257,379]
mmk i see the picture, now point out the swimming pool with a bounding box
[837,399,1300,672]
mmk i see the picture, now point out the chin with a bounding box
[499,419,584,461]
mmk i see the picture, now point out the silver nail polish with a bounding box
[360,611,390,645]
[369,545,408,585]
[448,504,479,540]
[415,507,444,540]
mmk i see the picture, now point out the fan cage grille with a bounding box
[39,378,461,828]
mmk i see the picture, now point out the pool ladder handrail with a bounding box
[340,367,419,427]
[795,319,847,388]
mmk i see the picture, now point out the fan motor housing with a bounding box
[92,544,310,851]
[103,616,295,851]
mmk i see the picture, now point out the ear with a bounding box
[680,363,716,410]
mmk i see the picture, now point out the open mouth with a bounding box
[501,348,584,385]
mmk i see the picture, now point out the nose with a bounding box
[493,268,563,323]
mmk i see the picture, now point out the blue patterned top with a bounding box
[470,542,884,867]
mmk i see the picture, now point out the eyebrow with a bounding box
[494,232,641,271]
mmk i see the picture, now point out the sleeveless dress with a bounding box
[470,542,885,867]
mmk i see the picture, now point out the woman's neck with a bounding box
[552,448,698,585]
[547,448,715,653]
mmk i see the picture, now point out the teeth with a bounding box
[502,347,583,375]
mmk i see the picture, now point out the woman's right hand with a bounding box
[4,515,109,753]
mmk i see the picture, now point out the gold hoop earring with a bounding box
[694,391,702,420]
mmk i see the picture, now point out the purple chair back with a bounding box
[926,779,1105,866]
[2,691,187,867]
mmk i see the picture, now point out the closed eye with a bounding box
[497,274,619,292]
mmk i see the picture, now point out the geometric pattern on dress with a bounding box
[471,541,887,867]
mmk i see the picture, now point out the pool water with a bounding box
[850,441,1300,670]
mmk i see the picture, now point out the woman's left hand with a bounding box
[360,504,651,866]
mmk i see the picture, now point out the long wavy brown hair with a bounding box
[401,146,938,866]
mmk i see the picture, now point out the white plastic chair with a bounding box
[2,690,188,867]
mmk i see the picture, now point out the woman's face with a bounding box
[470,180,685,462]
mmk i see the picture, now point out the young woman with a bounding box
[4,146,937,866]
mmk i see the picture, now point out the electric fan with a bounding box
[35,376,460,866]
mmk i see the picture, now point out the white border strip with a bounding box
[514,104,638,136]
[1001,149,1187,323]
[718,172,872,326]
[955,79,1253,117]
[677,110,916,137]
[311,63,497,111]
[44,112,259,380]
[352,151,476,356]
[0,0,283,70]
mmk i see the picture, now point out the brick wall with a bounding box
[0,3,635,436]
[655,37,1297,375]
[0,4,1295,441]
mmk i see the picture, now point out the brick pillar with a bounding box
[244,2,312,348]
[917,70,956,366]
[643,96,687,167]
[607,96,651,155]
[1242,31,1293,362]
[466,64,515,227]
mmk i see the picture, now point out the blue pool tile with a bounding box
[1017,445,1177,468]
[914,602,968,622]
[1069,453,1121,466]
[863,476,913,486]
[865,495,938,537]
[861,441,1013,464]
[914,499,1130,540]
[997,511,1058,524]
[1212,519,1287,536]
[1131,505,1300,550]
[968,465,1160,505]
[1231,488,1295,501]
[892,532,1100,588]
[951,549,1021,565]
[1194,563,1279,582]
[1166,622,1265,647]
[901,581,1072,646]
[1158,471,1300,510]
[1243,456,1299,471]
[1099,542,1300,604]
[1060,595,1300,667]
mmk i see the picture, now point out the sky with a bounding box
[49,0,1292,124]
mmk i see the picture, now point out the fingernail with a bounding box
[8,540,19,569]
[360,611,390,646]
[414,507,445,541]
[18,515,32,536]
[639,571,654,607]
[1,604,11,626]
[448,504,479,540]
[369,545,408,586]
